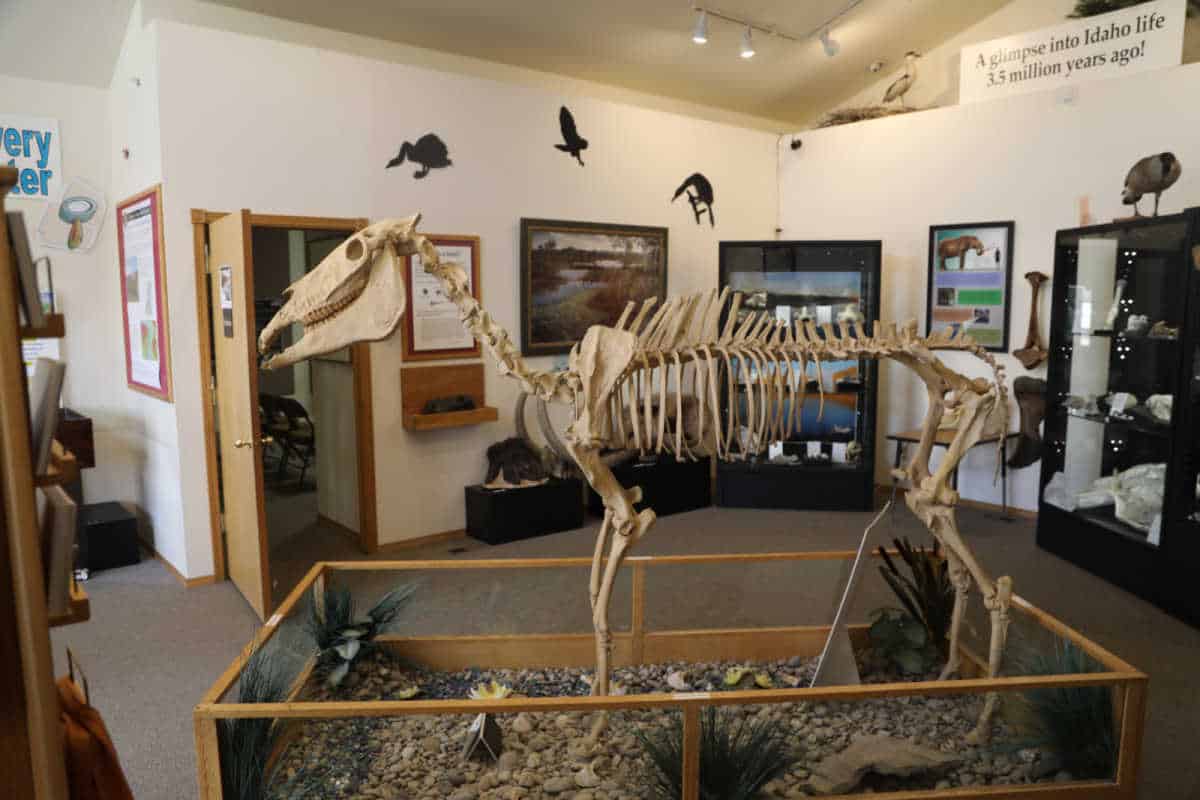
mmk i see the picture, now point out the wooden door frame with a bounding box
[191,210,378,583]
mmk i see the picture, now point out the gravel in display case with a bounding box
[195,554,1146,799]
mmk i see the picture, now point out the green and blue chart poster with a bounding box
[926,221,1014,352]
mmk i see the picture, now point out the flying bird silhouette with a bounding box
[555,106,588,166]
[1122,152,1181,216]
[385,133,452,179]
[672,173,715,227]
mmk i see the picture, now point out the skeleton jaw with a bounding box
[258,216,420,370]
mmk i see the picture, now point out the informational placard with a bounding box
[0,114,61,200]
[403,234,481,361]
[926,222,1014,352]
[116,185,172,401]
[960,0,1185,104]
[219,265,234,337]
[21,338,60,377]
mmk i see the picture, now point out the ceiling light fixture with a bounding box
[820,29,840,57]
[740,26,756,59]
[689,1,864,59]
[692,10,709,44]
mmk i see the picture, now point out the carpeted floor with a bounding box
[51,506,1200,799]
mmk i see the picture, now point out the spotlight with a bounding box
[692,10,708,44]
[820,29,839,57]
[740,26,755,59]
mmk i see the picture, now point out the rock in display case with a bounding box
[716,241,881,510]
[196,554,1146,799]
[1038,209,1200,626]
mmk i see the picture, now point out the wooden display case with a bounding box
[195,551,1147,800]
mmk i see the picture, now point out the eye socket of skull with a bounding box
[344,235,367,265]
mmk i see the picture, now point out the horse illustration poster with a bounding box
[520,218,667,356]
[926,221,1014,351]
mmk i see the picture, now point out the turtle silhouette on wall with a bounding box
[554,106,588,166]
[672,173,715,227]
[386,133,452,179]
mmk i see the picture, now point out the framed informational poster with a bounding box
[116,185,172,400]
[520,218,667,356]
[402,234,481,361]
[926,221,1014,352]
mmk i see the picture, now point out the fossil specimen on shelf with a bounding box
[259,214,1014,743]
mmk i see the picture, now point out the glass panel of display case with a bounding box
[1044,221,1190,545]
[1191,342,1200,524]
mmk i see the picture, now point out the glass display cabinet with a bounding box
[715,240,881,510]
[1038,209,1200,626]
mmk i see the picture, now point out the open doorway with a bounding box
[193,212,377,616]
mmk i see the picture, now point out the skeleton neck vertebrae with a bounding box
[260,215,1014,744]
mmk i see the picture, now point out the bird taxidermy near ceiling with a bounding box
[818,51,926,128]
[386,133,452,179]
[555,106,588,166]
[258,214,1015,745]
[1121,152,1181,217]
[1069,0,1200,18]
[883,51,921,107]
[672,172,715,227]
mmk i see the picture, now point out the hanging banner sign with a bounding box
[959,0,1185,104]
[0,114,61,200]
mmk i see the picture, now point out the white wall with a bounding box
[150,18,778,550]
[779,61,1200,511]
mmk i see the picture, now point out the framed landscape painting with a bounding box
[520,218,667,356]
[926,221,1014,352]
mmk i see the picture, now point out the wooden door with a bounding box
[208,211,272,619]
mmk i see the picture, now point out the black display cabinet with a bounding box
[1037,209,1200,626]
[586,454,712,518]
[465,478,584,545]
[715,240,881,510]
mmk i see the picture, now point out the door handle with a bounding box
[234,435,275,449]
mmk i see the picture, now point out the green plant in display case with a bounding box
[217,646,290,800]
[877,536,954,661]
[307,582,418,688]
[636,706,795,800]
[867,607,940,675]
[1006,641,1117,780]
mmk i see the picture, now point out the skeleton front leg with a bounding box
[969,575,1013,745]
[939,548,972,680]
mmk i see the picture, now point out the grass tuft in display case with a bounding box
[636,706,796,800]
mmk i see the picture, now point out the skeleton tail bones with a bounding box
[259,216,1014,745]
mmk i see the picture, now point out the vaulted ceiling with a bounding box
[1,0,1015,126]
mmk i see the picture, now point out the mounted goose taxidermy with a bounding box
[386,133,452,179]
[672,172,715,227]
[1122,152,1181,217]
[555,106,588,166]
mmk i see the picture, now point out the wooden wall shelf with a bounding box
[403,406,499,432]
[47,582,89,629]
[20,314,64,340]
[399,363,498,433]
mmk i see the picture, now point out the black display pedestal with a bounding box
[78,502,141,573]
[716,461,874,511]
[466,478,583,545]
[586,455,712,518]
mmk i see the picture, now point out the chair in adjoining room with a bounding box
[257,393,289,475]
[274,396,316,487]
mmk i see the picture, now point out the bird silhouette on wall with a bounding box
[1122,152,1181,216]
[672,173,715,227]
[882,51,920,106]
[555,106,588,166]
[385,133,452,179]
